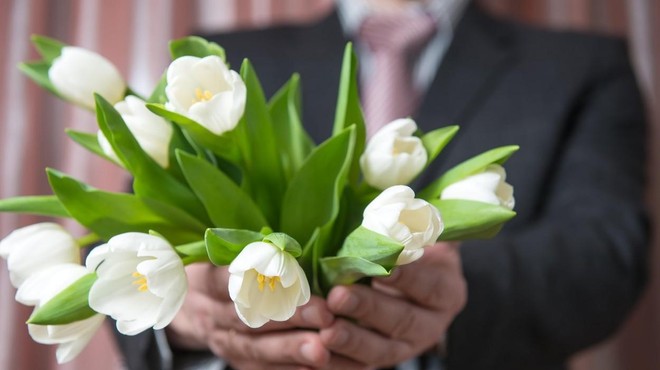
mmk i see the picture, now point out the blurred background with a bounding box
[0,0,658,369]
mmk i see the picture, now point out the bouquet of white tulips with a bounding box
[0,35,518,363]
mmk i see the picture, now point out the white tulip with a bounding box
[360,118,428,190]
[86,233,187,335]
[165,55,246,135]
[362,185,444,265]
[49,46,126,110]
[0,222,80,288]
[440,164,515,210]
[97,96,173,167]
[228,241,310,328]
[15,263,105,364]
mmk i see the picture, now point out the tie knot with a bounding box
[359,12,437,56]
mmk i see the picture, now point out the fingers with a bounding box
[320,318,413,368]
[208,327,330,369]
[324,284,442,344]
[375,242,466,312]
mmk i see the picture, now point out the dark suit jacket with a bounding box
[115,4,649,370]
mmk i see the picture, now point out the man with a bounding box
[114,0,649,369]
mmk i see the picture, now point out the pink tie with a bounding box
[359,12,436,136]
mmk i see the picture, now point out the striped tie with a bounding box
[359,12,437,136]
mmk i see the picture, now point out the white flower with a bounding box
[49,46,126,110]
[97,96,173,167]
[15,263,105,364]
[165,55,246,135]
[360,118,428,190]
[362,185,443,265]
[0,222,79,288]
[85,232,187,335]
[228,241,310,328]
[440,164,515,210]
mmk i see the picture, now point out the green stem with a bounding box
[76,233,100,248]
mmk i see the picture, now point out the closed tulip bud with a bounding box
[98,96,173,167]
[441,164,515,210]
[0,223,79,288]
[49,46,126,110]
[360,118,428,190]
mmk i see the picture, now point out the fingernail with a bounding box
[330,328,348,346]
[341,292,359,312]
[300,342,317,362]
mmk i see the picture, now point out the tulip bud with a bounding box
[441,164,515,210]
[49,46,126,110]
[360,118,428,190]
[0,223,80,288]
[98,96,173,167]
[362,185,443,265]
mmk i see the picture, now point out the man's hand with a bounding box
[167,263,334,370]
[319,242,467,369]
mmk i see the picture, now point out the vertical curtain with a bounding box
[0,0,657,369]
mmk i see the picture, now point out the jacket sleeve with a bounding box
[446,38,649,370]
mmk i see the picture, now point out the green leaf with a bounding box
[47,169,206,244]
[431,199,516,240]
[422,125,459,166]
[177,151,269,230]
[145,103,241,162]
[320,256,391,286]
[236,59,287,226]
[31,35,65,63]
[18,61,59,97]
[337,226,404,269]
[169,36,226,61]
[0,195,69,218]
[268,73,315,180]
[332,43,366,186]
[206,228,264,266]
[66,129,116,162]
[147,73,168,105]
[280,126,356,245]
[95,94,211,225]
[28,273,97,325]
[175,240,209,264]
[418,145,519,200]
[263,232,302,257]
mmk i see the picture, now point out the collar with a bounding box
[336,0,469,36]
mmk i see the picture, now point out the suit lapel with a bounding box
[416,5,516,133]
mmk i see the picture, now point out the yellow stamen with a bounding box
[268,276,280,292]
[131,272,149,293]
[194,88,214,103]
[256,273,281,292]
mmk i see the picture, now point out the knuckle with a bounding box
[389,310,418,339]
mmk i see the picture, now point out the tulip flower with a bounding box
[49,46,126,110]
[165,55,246,135]
[362,185,443,265]
[228,241,310,328]
[0,222,80,288]
[86,232,187,335]
[360,118,428,190]
[98,96,174,167]
[441,164,515,210]
[15,263,104,364]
